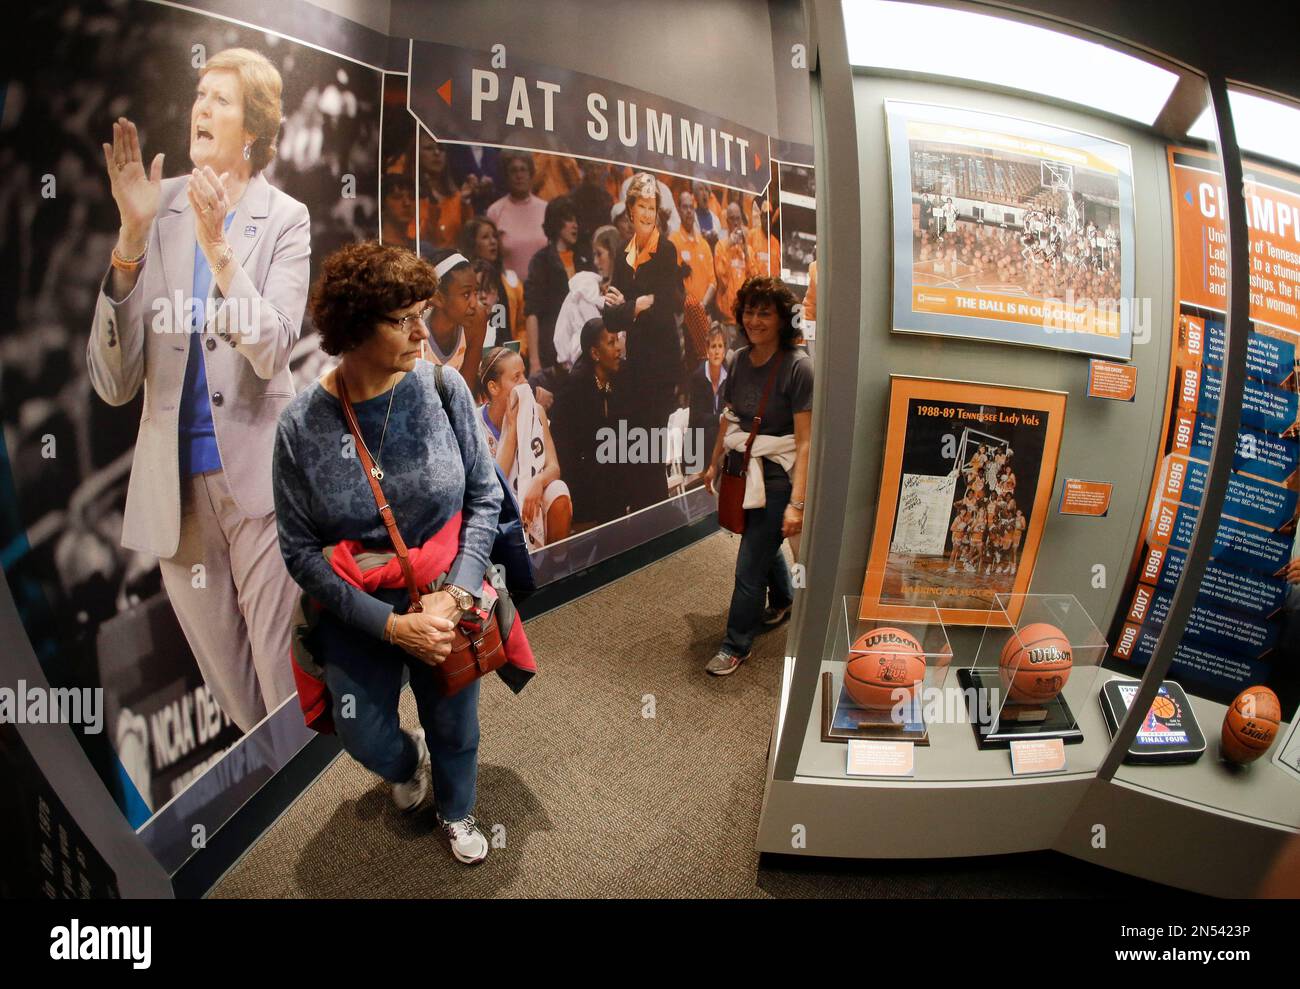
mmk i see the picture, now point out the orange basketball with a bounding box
[845,627,926,711]
[999,623,1072,704]
[1221,686,1281,765]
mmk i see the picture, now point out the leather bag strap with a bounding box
[743,352,785,457]
[336,372,423,613]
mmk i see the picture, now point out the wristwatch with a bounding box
[443,583,476,613]
[789,499,805,511]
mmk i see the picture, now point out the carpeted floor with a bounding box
[210,531,1173,899]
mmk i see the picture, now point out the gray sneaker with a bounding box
[705,650,749,676]
[761,604,792,627]
[437,812,489,865]
[391,729,430,813]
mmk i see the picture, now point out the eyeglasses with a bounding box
[378,307,432,332]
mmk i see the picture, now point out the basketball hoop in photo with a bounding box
[1041,159,1074,193]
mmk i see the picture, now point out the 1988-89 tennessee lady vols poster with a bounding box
[860,376,1066,626]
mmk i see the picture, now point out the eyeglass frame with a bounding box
[376,305,433,333]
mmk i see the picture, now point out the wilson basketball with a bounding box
[999,623,1072,704]
[845,627,926,711]
[1221,686,1281,765]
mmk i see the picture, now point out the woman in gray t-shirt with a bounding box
[702,277,813,675]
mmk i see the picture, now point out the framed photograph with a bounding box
[885,100,1136,360]
[860,376,1067,626]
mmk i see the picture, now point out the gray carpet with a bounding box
[211,531,1169,898]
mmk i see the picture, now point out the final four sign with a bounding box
[407,40,770,194]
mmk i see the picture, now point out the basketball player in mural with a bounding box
[87,48,308,733]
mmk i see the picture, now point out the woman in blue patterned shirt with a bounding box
[273,242,501,865]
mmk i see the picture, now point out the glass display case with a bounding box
[958,593,1106,750]
[759,0,1300,894]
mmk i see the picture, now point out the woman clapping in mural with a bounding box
[602,172,685,442]
[86,48,309,733]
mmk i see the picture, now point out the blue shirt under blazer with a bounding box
[86,172,311,559]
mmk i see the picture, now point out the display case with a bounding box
[757,0,1300,896]
[958,593,1106,749]
[824,597,952,743]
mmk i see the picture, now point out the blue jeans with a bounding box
[315,591,480,821]
[722,479,794,657]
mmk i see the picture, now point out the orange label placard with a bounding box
[1059,478,1113,517]
[1159,454,1190,505]
[846,740,915,777]
[1113,622,1142,660]
[1087,359,1137,401]
[1009,738,1067,776]
[1148,499,1179,547]
[1127,583,1155,625]
[1176,314,1205,363]
[1170,411,1197,456]
[1175,364,1201,411]
[1140,545,1168,585]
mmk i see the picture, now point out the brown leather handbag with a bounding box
[337,373,506,696]
[717,353,784,535]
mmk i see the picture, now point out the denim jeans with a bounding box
[722,478,794,657]
[315,590,480,821]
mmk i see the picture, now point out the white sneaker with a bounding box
[437,813,489,865]
[391,729,430,813]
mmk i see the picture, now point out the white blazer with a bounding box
[86,172,311,558]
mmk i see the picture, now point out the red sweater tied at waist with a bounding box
[289,510,535,734]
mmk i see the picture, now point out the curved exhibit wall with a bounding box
[1,0,814,886]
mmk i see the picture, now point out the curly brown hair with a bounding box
[309,242,438,356]
[733,276,799,349]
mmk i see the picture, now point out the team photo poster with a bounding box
[886,101,1136,360]
[860,377,1067,627]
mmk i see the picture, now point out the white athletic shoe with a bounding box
[391,729,430,813]
[437,813,489,865]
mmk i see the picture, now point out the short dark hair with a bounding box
[579,316,608,360]
[542,196,577,242]
[309,241,437,356]
[425,247,472,293]
[733,276,799,349]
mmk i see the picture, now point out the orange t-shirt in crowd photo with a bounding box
[669,224,715,305]
[746,227,779,278]
[532,154,581,201]
[714,236,748,322]
[558,248,576,279]
[804,259,817,322]
[502,269,527,358]
[706,188,725,222]
[418,193,465,250]
[606,165,634,207]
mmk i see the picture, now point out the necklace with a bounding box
[340,368,399,481]
[372,377,398,480]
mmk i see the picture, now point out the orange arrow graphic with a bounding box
[437,79,453,105]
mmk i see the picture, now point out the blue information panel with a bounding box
[1202,319,1296,386]
[1144,550,1286,613]
[1145,590,1279,656]
[1175,457,1299,529]
[1198,366,1299,433]
[1126,626,1274,697]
